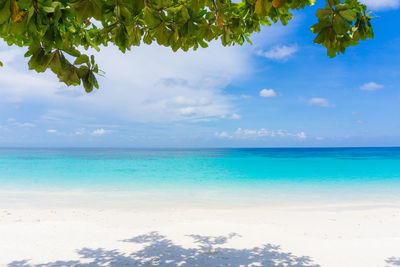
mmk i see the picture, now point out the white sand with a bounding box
[1,191,400,267]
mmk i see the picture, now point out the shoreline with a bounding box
[2,188,400,211]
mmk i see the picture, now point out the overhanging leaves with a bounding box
[0,0,374,92]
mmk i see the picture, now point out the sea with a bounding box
[1,147,400,207]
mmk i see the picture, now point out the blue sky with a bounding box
[0,0,399,147]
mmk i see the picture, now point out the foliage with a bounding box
[0,0,373,92]
[311,0,373,57]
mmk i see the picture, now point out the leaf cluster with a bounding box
[311,0,373,57]
[0,0,373,91]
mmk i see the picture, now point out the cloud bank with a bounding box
[0,43,251,123]
[257,45,298,61]
[215,128,306,139]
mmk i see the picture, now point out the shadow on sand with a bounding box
[7,232,321,266]
[387,257,400,266]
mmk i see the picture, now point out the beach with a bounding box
[1,190,400,267]
[1,0,399,263]
[1,148,400,266]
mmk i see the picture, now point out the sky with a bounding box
[0,0,399,148]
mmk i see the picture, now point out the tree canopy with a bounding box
[0,0,374,92]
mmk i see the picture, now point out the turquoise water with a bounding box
[1,148,400,203]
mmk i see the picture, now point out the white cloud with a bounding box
[296,131,307,139]
[231,113,241,119]
[74,128,86,135]
[214,131,232,138]
[236,128,269,136]
[259,89,277,98]
[309,97,332,107]
[91,128,112,136]
[84,44,251,122]
[0,70,59,103]
[0,43,251,123]
[14,122,36,127]
[360,0,399,10]
[0,49,21,65]
[257,45,298,61]
[0,44,60,103]
[47,129,57,133]
[179,107,197,116]
[360,82,384,91]
[216,128,306,140]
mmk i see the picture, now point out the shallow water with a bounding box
[1,147,400,205]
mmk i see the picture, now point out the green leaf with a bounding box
[316,8,331,19]
[82,71,93,92]
[339,9,357,22]
[64,47,81,58]
[334,3,348,10]
[191,0,200,13]
[178,6,190,23]
[42,6,55,13]
[93,64,98,73]
[314,30,326,44]
[88,71,98,89]
[50,51,62,74]
[155,26,169,45]
[60,52,67,71]
[0,0,8,9]
[70,0,101,23]
[74,54,90,65]
[0,0,11,24]
[311,21,331,33]
[327,47,336,57]
[195,9,207,19]
[333,15,349,34]
[143,7,161,28]
[255,0,262,15]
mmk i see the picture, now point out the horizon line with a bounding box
[0,146,399,149]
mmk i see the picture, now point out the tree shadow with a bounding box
[7,232,320,267]
[387,257,400,266]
